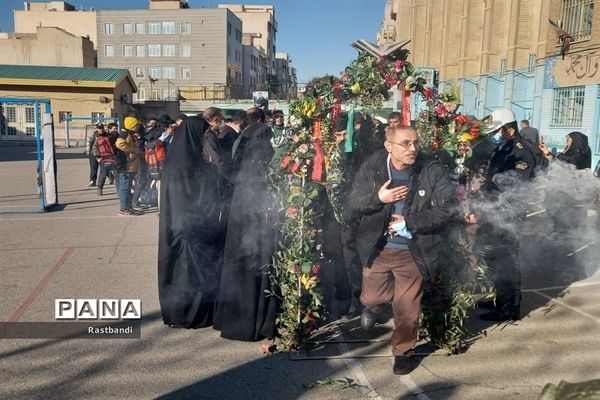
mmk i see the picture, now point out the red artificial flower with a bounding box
[311,263,320,275]
[280,154,291,169]
[393,59,404,72]
[435,103,448,117]
[432,140,440,150]
[455,115,469,125]
[286,207,298,218]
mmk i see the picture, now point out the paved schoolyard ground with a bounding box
[1,145,599,400]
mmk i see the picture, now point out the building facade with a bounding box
[0,27,94,67]
[379,0,599,166]
[96,6,243,101]
[275,52,297,100]
[219,4,277,77]
[0,65,136,143]
[15,2,97,48]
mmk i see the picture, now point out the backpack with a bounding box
[95,136,117,165]
[145,139,166,180]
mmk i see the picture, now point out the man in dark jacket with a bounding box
[344,126,454,375]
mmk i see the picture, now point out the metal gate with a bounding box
[0,97,57,211]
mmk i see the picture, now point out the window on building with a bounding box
[236,29,242,42]
[5,106,16,123]
[150,89,162,100]
[26,127,35,136]
[227,45,231,58]
[135,22,145,34]
[123,45,133,57]
[58,111,72,123]
[104,23,113,35]
[148,22,161,34]
[181,67,191,79]
[227,22,232,36]
[500,58,507,75]
[135,88,146,101]
[162,67,176,79]
[25,107,35,123]
[91,112,105,124]
[551,86,585,127]
[561,0,594,41]
[181,22,192,34]
[136,45,145,57]
[162,22,175,34]
[181,44,191,57]
[163,44,176,57]
[148,44,161,57]
[123,23,132,35]
[528,53,537,73]
[6,127,17,135]
[105,45,114,57]
[149,67,161,78]
[135,67,145,78]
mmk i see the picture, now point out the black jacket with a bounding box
[343,150,455,280]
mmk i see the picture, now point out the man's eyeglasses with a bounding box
[387,139,420,149]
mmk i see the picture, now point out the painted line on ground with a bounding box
[336,338,384,400]
[531,290,600,324]
[4,247,73,324]
[522,280,600,293]
[333,325,431,400]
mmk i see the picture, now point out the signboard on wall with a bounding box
[545,49,600,88]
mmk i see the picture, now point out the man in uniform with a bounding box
[479,108,536,321]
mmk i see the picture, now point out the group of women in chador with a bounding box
[158,108,278,341]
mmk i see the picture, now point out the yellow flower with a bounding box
[351,83,361,94]
[459,133,473,143]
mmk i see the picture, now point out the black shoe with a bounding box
[109,177,115,185]
[360,307,379,330]
[393,355,418,375]
[97,188,103,196]
[479,306,520,321]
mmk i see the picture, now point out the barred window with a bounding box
[551,86,585,127]
[91,112,105,124]
[25,106,35,123]
[561,0,594,41]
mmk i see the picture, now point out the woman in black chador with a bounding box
[214,108,279,341]
[158,117,225,328]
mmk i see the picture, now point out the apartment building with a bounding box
[275,52,297,100]
[219,4,277,77]
[97,5,243,101]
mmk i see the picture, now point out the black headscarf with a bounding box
[557,131,592,170]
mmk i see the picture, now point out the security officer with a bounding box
[479,108,536,321]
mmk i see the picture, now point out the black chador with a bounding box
[213,121,279,341]
[158,117,225,328]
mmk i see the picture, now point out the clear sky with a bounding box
[0,0,386,84]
